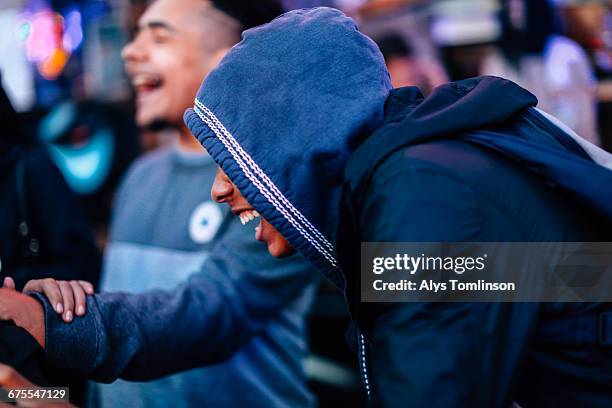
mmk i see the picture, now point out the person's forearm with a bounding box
[34,235,313,382]
[0,288,45,348]
[33,273,247,383]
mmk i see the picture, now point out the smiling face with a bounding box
[211,167,296,258]
[122,0,240,128]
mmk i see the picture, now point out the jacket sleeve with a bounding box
[358,159,538,407]
[35,215,316,383]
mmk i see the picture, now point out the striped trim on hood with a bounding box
[184,7,391,290]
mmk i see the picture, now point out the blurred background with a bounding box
[3,0,610,240]
[1,0,610,405]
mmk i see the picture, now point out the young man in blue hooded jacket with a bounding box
[181,7,612,407]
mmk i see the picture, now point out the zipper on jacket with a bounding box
[359,332,372,400]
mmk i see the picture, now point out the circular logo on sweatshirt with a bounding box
[189,201,223,244]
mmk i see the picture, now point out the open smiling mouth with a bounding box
[238,209,260,225]
[238,209,264,241]
[132,73,163,96]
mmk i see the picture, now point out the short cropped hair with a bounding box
[211,0,284,31]
[375,33,413,62]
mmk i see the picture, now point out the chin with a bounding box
[136,113,158,128]
[140,116,176,132]
[267,242,295,258]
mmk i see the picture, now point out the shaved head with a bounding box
[143,0,241,52]
[197,1,242,51]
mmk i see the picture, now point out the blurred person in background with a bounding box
[34,101,140,249]
[0,78,100,406]
[375,32,447,94]
[1,80,48,390]
[2,1,319,407]
[481,0,600,145]
[0,79,100,296]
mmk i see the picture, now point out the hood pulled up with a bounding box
[184,7,391,289]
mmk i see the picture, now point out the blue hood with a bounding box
[185,7,391,289]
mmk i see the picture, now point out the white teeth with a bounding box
[239,210,260,225]
[132,74,161,88]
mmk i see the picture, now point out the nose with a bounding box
[121,34,146,64]
[211,167,234,203]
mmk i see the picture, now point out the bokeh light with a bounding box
[16,7,83,80]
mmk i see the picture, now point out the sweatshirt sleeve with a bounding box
[358,160,538,407]
[35,215,316,383]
